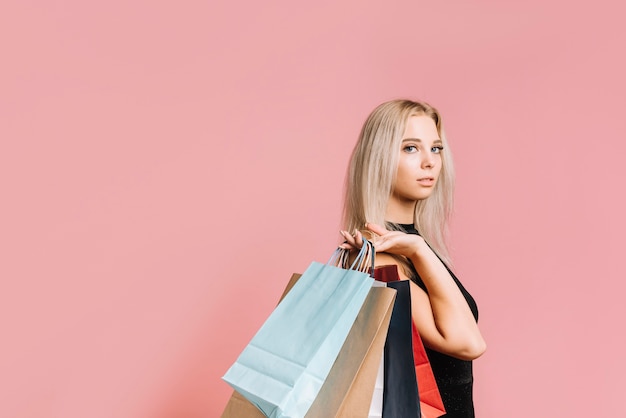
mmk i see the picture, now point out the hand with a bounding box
[367,222,425,258]
[338,229,366,250]
[339,223,425,259]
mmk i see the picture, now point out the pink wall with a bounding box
[2,1,625,417]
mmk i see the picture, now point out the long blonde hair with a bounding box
[342,99,455,266]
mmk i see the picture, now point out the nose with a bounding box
[421,152,435,169]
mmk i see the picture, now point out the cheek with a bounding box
[434,157,443,176]
[395,160,413,182]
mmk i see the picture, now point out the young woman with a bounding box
[340,99,486,417]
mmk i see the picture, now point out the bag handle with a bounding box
[328,238,376,276]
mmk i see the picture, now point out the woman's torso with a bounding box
[398,223,479,418]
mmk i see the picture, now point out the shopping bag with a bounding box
[411,325,445,418]
[221,273,302,418]
[374,265,446,418]
[380,279,421,418]
[306,282,394,417]
[221,277,395,418]
[368,349,384,417]
[222,389,265,417]
[222,242,376,418]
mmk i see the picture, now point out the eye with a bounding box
[403,145,418,153]
[431,146,444,154]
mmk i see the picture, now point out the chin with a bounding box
[415,191,435,201]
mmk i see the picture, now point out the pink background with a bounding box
[2,1,625,417]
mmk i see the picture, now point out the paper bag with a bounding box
[381,280,421,417]
[374,265,446,418]
[222,276,395,417]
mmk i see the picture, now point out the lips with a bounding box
[416,177,435,186]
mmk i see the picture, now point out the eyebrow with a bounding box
[402,138,443,144]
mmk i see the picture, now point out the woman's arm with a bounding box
[341,224,486,360]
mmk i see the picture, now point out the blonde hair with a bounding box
[342,99,455,266]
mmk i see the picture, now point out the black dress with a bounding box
[396,223,479,418]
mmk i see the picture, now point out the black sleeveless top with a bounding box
[396,223,479,418]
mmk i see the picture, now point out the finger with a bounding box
[340,230,357,246]
[338,235,355,250]
[353,229,364,248]
[365,222,388,236]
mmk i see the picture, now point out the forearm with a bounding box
[409,245,486,359]
[343,225,486,359]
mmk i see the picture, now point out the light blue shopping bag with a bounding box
[222,241,375,418]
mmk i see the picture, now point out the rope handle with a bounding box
[328,237,376,277]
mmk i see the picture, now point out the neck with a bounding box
[385,198,416,224]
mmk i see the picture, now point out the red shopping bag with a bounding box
[374,265,446,418]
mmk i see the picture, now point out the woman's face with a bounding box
[391,115,443,206]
